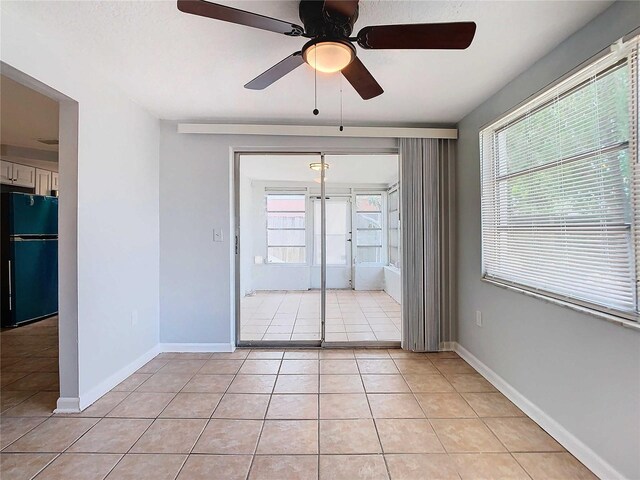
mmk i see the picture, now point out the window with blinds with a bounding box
[480,36,639,320]
[355,194,384,263]
[266,194,306,263]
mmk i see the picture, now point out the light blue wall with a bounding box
[456,3,640,478]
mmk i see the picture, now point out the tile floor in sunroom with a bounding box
[0,318,597,479]
[240,290,401,343]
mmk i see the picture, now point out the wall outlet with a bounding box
[475,310,482,327]
[213,229,224,242]
[131,309,138,327]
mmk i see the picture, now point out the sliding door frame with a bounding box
[233,150,401,349]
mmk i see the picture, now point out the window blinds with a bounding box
[480,36,639,319]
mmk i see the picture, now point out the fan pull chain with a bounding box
[313,47,319,115]
[339,76,344,132]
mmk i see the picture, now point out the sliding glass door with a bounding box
[236,152,401,347]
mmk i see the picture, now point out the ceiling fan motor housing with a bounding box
[299,0,359,39]
[176,0,476,100]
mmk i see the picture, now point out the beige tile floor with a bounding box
[241,290,401,343]
[0,322,598,480]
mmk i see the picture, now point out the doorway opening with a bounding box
[0,74,61,406]
[235,152,401,347]
[1,62,79,413]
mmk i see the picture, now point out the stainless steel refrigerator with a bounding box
[1,192,58,327]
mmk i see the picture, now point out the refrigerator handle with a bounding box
[7,260,11,311]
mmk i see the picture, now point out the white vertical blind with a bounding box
[480,36,639,319]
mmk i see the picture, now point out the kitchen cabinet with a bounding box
[1,161,56,192]
[36,169,52,195]
[0,161,35,188]
[0,161,12,184]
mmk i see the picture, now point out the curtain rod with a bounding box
[177,123,457,139]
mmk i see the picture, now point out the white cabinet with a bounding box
[1,161,56,191]
[0,161,12,184]
[0,161,51,190]
[1,162,36,188]
[10,163,36,188]
[36,169,52,195]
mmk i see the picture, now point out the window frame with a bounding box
[354,192,386,265]
[387,185,401,269]
[265,192,307,265]
[479,36,639,323]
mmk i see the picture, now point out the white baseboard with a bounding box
[454,342,626,480]
[73,342,235,412]
[54,397,80,413]
[78,344,161,411]
[159,343,236,353]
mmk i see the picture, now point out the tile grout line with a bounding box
[398,354,451,461]
[84,350,245,479]
[71,356,209,479]
[316,363,320,480]
[355,353,390,479]
[174,348,252,479]
[244,352,280,479]
[2,345,595,478]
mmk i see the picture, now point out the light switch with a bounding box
[213,229,224,242]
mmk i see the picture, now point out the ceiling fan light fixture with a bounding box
[303,40,355,73]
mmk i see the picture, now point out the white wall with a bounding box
[1,7,160,407]
[456,3,640,479]
[383,266,401,303]
[354,266,384,291]
[159,123,396,344]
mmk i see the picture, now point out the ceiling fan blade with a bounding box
[323,0,358,18]
[357,22,476,50]
[245,52,305,90]
[177,0,304,36]
[341,57,383,100]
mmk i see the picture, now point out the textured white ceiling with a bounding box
[0,75,59,151]
[1,0,613,125]
[241,154,398,184]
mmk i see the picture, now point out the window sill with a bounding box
[481,278,640,332]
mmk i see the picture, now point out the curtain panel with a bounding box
[399,138,456,351]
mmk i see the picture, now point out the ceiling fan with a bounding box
[177,0,476,100]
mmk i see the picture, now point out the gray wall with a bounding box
[159,121,396,344]
[1,6,161,406]
[456,3,640,479]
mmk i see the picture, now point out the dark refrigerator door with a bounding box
[8,193,58,236]
[9,238,58,325]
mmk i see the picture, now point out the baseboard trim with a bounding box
[54,397,80,413]
[453,342,626,480]
[78,344,161,411]
[159,343,236,353]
